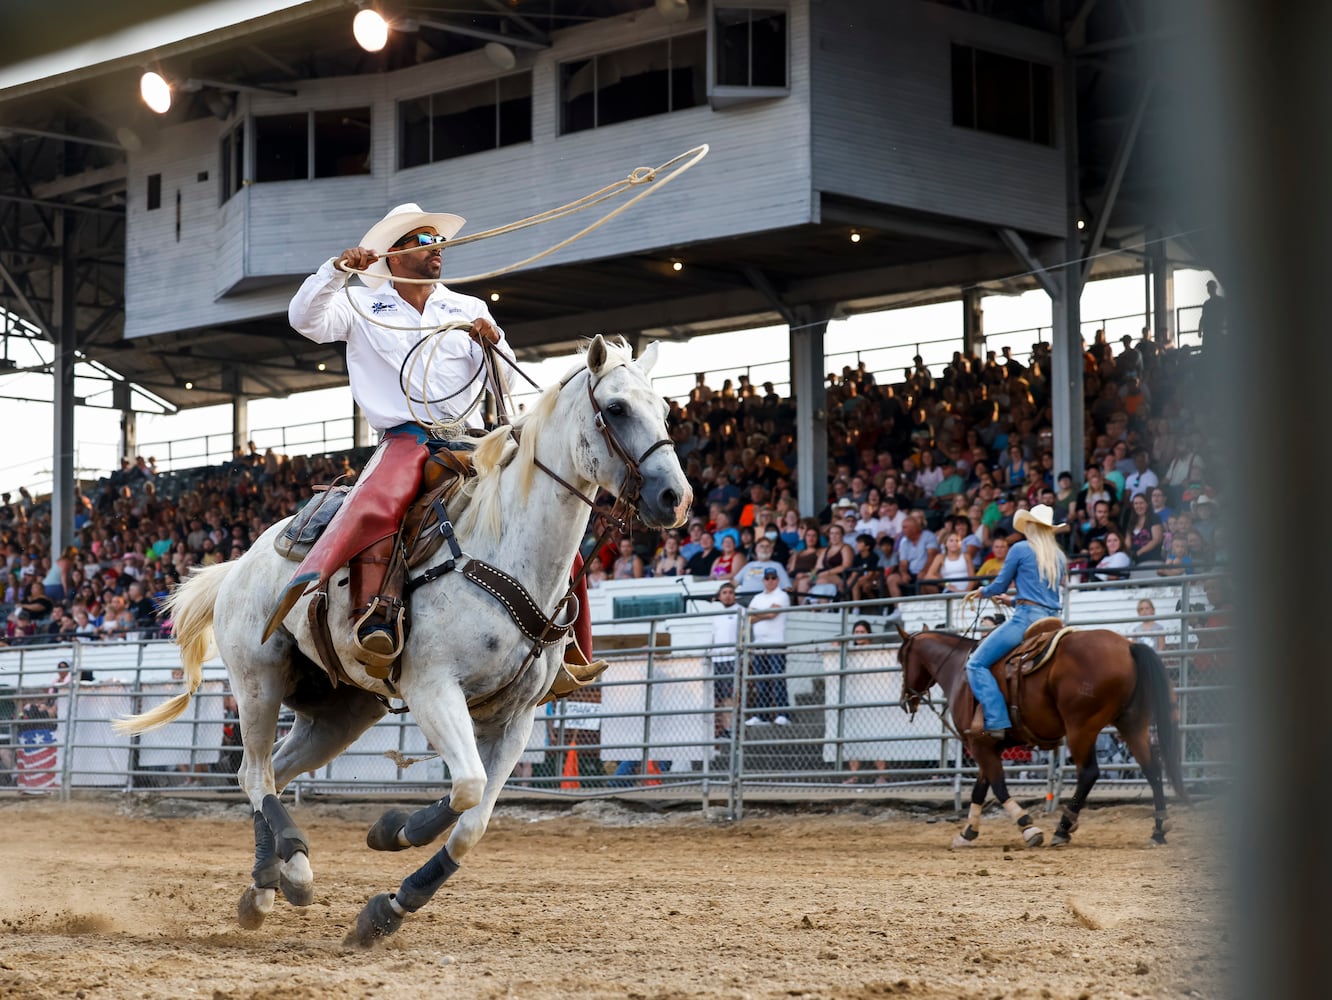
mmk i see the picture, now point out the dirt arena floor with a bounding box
[0,794,1225,1000]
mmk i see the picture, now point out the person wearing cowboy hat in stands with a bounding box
[276,203,603,691]
[961,503,1068,741]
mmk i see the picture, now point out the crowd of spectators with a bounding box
[589,324,1226,607]
[1,442,357,647]
[0,320,1225,649]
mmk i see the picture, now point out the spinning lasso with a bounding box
[336,143,710,434]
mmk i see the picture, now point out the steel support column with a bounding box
[353,404,372,448]
[1052,49,1084,483]
[232,396,250,457]
[113,381,136,460]
[791,309,831,519]
[962,287,984,359]
[1150,231,1175,346]
[51,211,76,563]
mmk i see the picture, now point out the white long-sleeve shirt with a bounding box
[289,258,515,433]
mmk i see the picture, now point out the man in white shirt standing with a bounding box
[745,569,792,726]
[708,582,742,737]
[267,203,512,673]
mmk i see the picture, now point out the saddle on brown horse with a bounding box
[968,618,1076,747]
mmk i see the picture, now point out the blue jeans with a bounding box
[965,603,1058,730]
[750,653,788,718]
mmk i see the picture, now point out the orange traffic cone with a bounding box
[560,748,580,790]
[644,759,662,786]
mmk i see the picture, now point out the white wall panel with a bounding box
[810,0,1065,235]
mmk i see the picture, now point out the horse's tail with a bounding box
[112,561,235,736]
[1129,641,1191,805]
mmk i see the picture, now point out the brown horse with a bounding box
[896,624,1188,848]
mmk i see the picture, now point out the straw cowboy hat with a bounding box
[356,202,466,290]
[1013,503,1066,535]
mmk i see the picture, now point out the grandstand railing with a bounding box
[0,574,1228,818]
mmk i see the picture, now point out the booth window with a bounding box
[252,108,372,183]
[146,173,161,211]
[951,44,1054,146]
[219,124,244,204]
[713,6,787,87]
[398,74,532,169]
[559,32,706,135]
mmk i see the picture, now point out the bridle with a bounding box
[525,362,674,589]
[897,629,971,740]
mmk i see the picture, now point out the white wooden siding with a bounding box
[810,0,1065,235]
[123,2,815,339]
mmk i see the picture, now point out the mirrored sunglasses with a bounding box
[394,232,447,249]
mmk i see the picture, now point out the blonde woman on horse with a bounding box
[962,503,1067,740]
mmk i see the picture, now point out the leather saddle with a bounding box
[275,444,475,572]
[967,620,1074,747]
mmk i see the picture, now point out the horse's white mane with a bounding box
[453,337,639,546]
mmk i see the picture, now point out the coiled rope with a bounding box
[334,143,710,435]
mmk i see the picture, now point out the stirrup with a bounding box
[352,597,405,678]
[539,644,610,706]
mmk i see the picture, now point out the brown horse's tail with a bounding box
[1129,642,1191,805]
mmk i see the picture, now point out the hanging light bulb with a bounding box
[353,9,390,52]
[139,71,173,114]
[672,260,683,272]
[489,292,501,302]
[850,230,862,243]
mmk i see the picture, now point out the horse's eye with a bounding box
[606,401,626,417]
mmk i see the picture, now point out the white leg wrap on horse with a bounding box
[1002,798,1025,822]
[968,803,983,826]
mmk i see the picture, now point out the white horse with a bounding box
[115,335,690,946]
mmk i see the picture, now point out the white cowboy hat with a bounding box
[1013,503,1064,535]
[356,202,466,290]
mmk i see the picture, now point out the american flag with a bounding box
[17,726,58,792]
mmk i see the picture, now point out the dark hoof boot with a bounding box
[236,887,269,930]
[344,892,403,949]
[1050,830,1072,847]
[1150,831,1168,846]
[367,809,414,852]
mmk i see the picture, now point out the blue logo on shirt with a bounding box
[371,301,395,313]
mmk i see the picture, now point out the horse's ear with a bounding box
[586,334,608,375]
[896,623,910,642]
[636,340,660,375]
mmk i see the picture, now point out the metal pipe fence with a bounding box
[0,575,1229,818]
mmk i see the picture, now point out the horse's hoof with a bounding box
[344,893,403,949]
[279,852,315,906]
[1150,832,1168,846]
[1050,831,1071,847]
[367,809,414,852]
[1022,826,1044,848]
[237,887,271,930]
[951,834,977,849]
